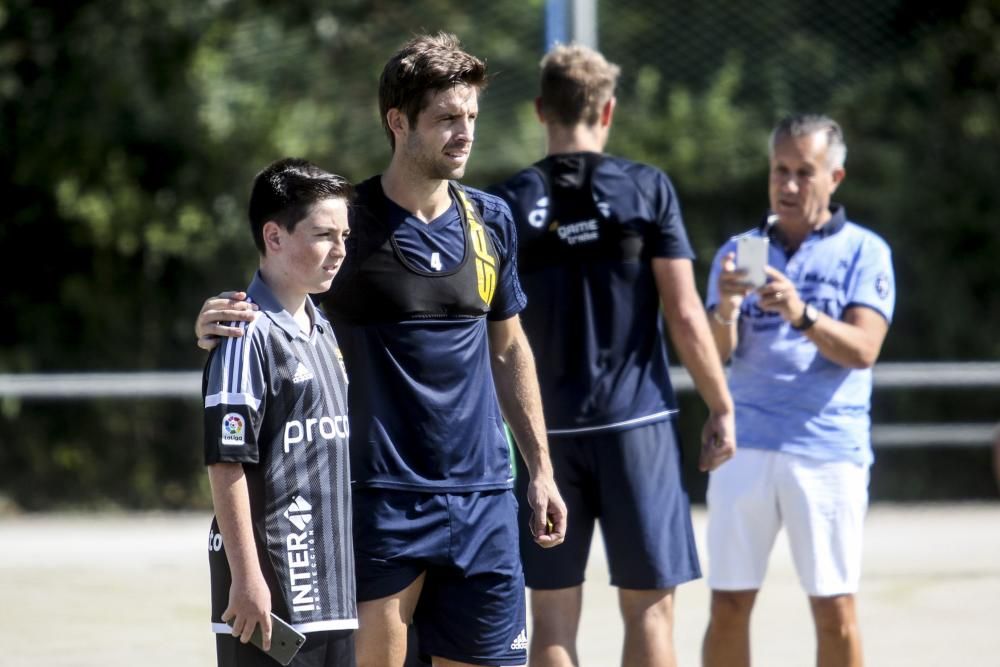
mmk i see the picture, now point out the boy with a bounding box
[204,158,357,667]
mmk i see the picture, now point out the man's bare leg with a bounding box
[702,589,757,667]
[811,594,863,667]
[356,574,425,667]
[525,587,583,667]
[619,587,677,667]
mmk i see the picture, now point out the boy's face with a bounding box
[269,197,350,294]
[398,84,479,180]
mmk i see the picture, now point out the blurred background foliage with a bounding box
[0,0,997,509]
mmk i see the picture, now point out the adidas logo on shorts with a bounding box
[510,628,528,651]
[292,362,314,384]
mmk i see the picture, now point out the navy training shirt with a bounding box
[322,176,526,492]
[389,199,466,273]
[491,152,694,435]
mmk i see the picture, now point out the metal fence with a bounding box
[3,362,997,448]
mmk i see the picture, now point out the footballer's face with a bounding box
[398,84,479,181]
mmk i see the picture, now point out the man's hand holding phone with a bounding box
[715,251,756,324]
[719,247,804,323]
[756,265,805,324]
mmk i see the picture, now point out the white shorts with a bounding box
[706,447,870,597]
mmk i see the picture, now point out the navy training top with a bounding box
[491,152,694,436]
[322,176,526,491]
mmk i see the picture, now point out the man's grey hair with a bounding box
[769,114,847,170]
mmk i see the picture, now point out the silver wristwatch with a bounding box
[792,303,819,331]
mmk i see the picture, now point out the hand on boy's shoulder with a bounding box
[196,290,259,351]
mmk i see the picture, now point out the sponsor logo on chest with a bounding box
[283,416,350,453]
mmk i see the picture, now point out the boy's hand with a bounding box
[222,572,273,650]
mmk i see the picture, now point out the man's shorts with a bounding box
[352,488,527,667]
[706,447,870,597]
[515,418,701,590]
[216,629,355,667]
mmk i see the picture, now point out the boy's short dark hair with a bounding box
[248,158,353,254]
[378,32,488,150]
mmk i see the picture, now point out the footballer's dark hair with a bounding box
[247,158,353,254]
[378,32,488,150]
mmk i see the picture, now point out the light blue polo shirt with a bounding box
[706,206,895,465]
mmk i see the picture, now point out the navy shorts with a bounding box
[515,419,701,590]
[352,488,527,666]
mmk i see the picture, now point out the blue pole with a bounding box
[545,0,568,51]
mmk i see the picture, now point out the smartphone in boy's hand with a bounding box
[228,613,306,666]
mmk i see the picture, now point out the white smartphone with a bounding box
[736,235,769,288]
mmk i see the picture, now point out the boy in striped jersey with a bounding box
[203,158,357,667]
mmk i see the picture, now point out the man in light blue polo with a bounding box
[702,114,895,667]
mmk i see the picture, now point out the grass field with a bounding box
[3,503,998,666]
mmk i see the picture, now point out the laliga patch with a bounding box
[875,272,891,299]
[221,412,246,446]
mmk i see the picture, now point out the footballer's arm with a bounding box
[487,315,567,547]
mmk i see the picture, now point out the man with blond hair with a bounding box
[491,44,736,667]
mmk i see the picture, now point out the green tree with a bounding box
[1,0,996,509]
[0,0,546,508]
[837,0,1000,360]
